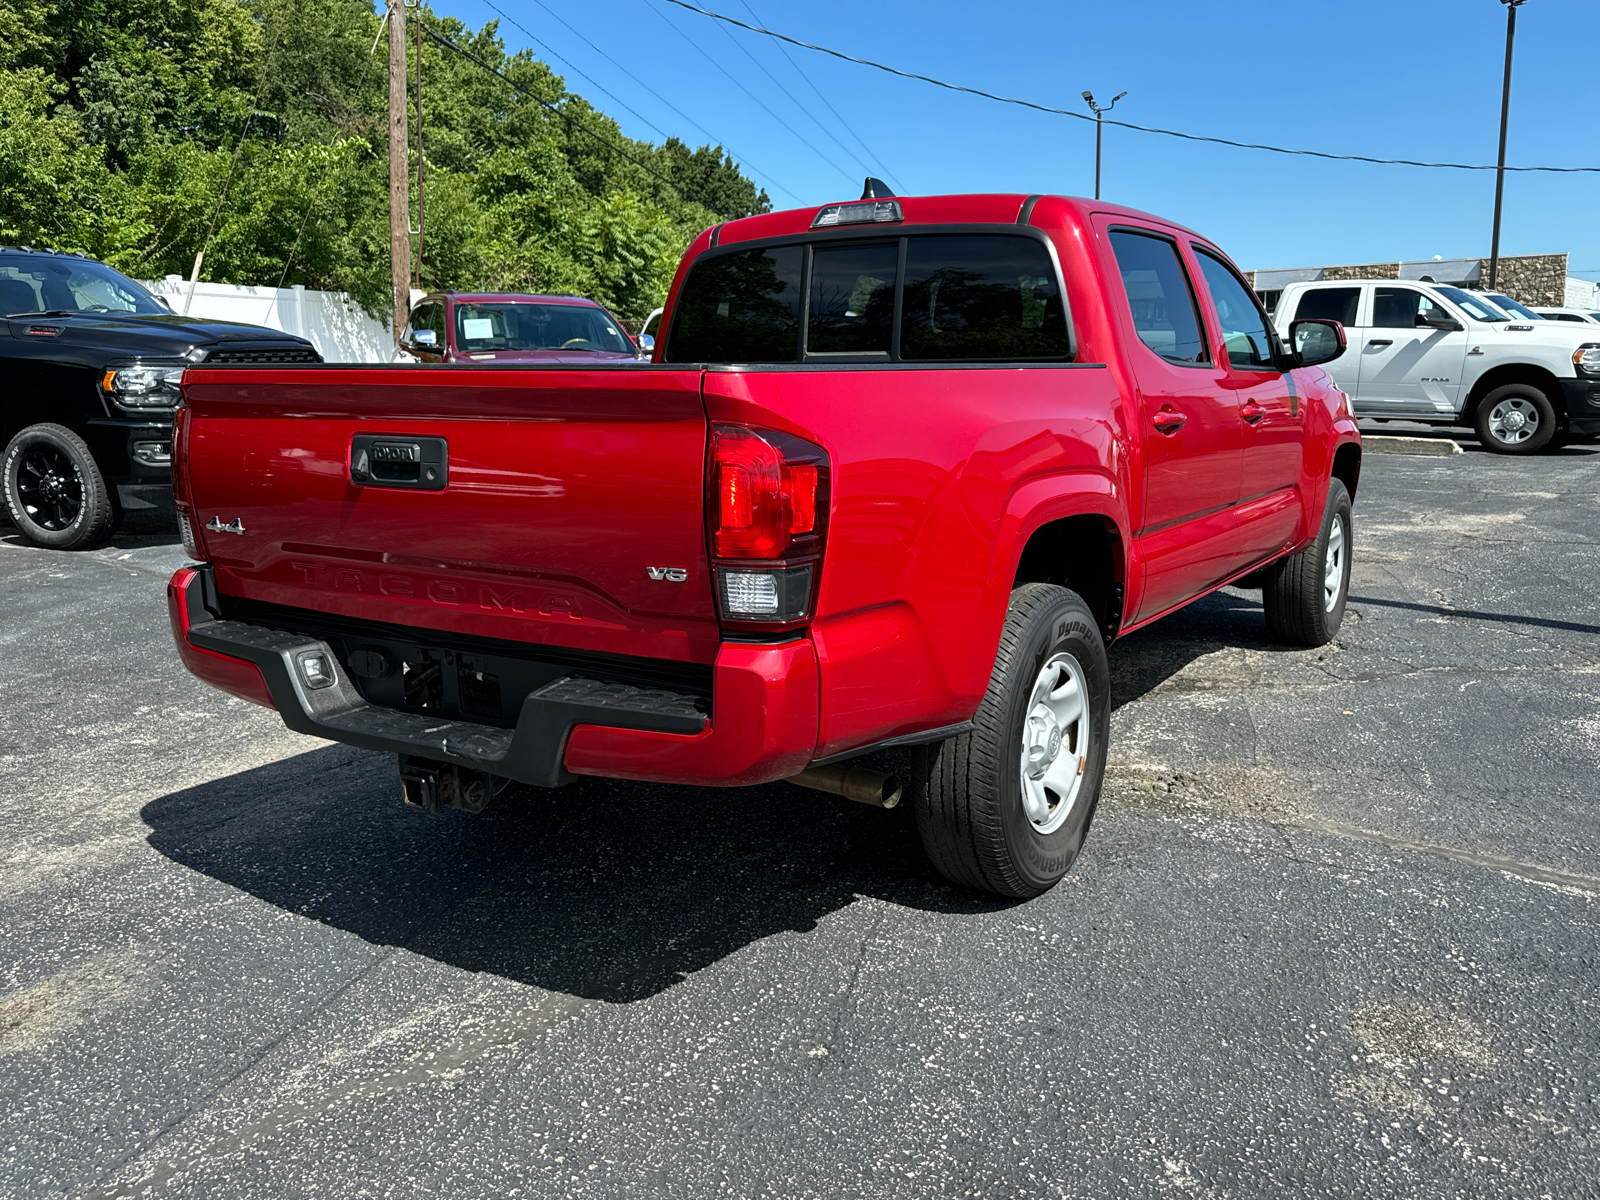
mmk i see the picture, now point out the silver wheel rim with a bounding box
[1324,514,1346,613]
[1487,396,1539,445]
[1019,651,1091,834]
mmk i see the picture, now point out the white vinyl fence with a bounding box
[140,276,412,363]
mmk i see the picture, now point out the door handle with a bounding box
[1367,338,1393,347]
[1152,408,1187,434]
[1240,400,1265,425]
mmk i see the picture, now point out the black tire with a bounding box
[1262,480,1352,647]
[911,583,1110,898]
[1473,383,1557,455]
[2,423,118,550]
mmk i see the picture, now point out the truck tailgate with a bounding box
[180,366,718,664]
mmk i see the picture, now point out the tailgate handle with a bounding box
[350,435,449,491]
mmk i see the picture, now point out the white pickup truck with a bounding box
[1273,279,1600,453]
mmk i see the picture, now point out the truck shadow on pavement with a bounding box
[140,747,996,1004]
[139,589,1278,1004]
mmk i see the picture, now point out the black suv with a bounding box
[1,247,321,549]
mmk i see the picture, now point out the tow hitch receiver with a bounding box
[399,755,507,814]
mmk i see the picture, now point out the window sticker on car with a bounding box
[462,318,494,340]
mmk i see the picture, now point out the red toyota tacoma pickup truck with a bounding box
[167,191,1359,898]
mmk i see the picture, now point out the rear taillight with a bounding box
[171,403,208,562]
[707,424,829,631]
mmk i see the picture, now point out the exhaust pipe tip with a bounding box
[784,764,903,809]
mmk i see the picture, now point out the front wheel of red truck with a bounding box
[1261,480,1353,648]
[911,584,1110,899]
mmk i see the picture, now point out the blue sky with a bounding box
[435,0,1600,278]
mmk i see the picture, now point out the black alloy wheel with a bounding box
[16,442,84,531]
[2,423,119,550]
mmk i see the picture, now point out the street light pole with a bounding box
[1081,90,1127,200]
[1488,0,1526,291]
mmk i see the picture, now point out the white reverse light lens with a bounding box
[722,570,780,614]
[177,510,199,559]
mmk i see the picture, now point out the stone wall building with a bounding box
[1245,252,1573,313]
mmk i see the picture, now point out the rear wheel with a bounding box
[911,583,1110,898]
[1473,383,1557,455]
[1261,480,1352,647]
[2,423,118,550]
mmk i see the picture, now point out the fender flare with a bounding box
[979,470,1130,618]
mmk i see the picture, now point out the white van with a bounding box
[1274,280,1600,453]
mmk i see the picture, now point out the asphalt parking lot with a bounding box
[3,428,1598,1200]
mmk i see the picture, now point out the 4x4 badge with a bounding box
[205,516,246,535]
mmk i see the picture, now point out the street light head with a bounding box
[1113,91,1128,102]
[1082,90,1094,103]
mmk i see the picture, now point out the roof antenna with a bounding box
[860,177,895,200]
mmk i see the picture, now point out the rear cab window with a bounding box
[663,232,1071,364]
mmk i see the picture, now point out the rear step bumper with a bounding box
[168,567,820,788]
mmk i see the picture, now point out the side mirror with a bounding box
[412,329,438,348]
[1289,318,1346,367]
[1416,311,1461,332]
[637,333,655,355]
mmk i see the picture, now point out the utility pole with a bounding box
[1081,90,1127,201]
[387,0,410,345]
[1488,0,1526,291]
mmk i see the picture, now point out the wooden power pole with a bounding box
[387,0,410,345]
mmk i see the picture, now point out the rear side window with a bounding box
[1109,230,1208,365]
[901,235,1068,360]
[665,246,804,363]
[1293,287,1360,327]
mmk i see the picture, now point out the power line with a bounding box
[425,27,697,204]
[735,0,904,194]
[662,0,1600,175]
[484,8,674,142]
[707,0,894,191]
[640,0,859,187]
[486,0,801,205]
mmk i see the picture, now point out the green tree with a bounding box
[0,0,772,318]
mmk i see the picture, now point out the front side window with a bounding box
[454,302,634,354]
[1293,286,1360,327]
[404,304,439,346]
[665,246,804,363]
[1194,248,1276,371]
[1109,230,1208,365]
[1433,287,1509,323]
[0,255,164,316]
[808,242,896,355]
[900,235,1069,360]
[1373,288,1454,329]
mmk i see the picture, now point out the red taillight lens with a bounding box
[787,464,817,535]
[707,424,829,629]
[711,426,825,559]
